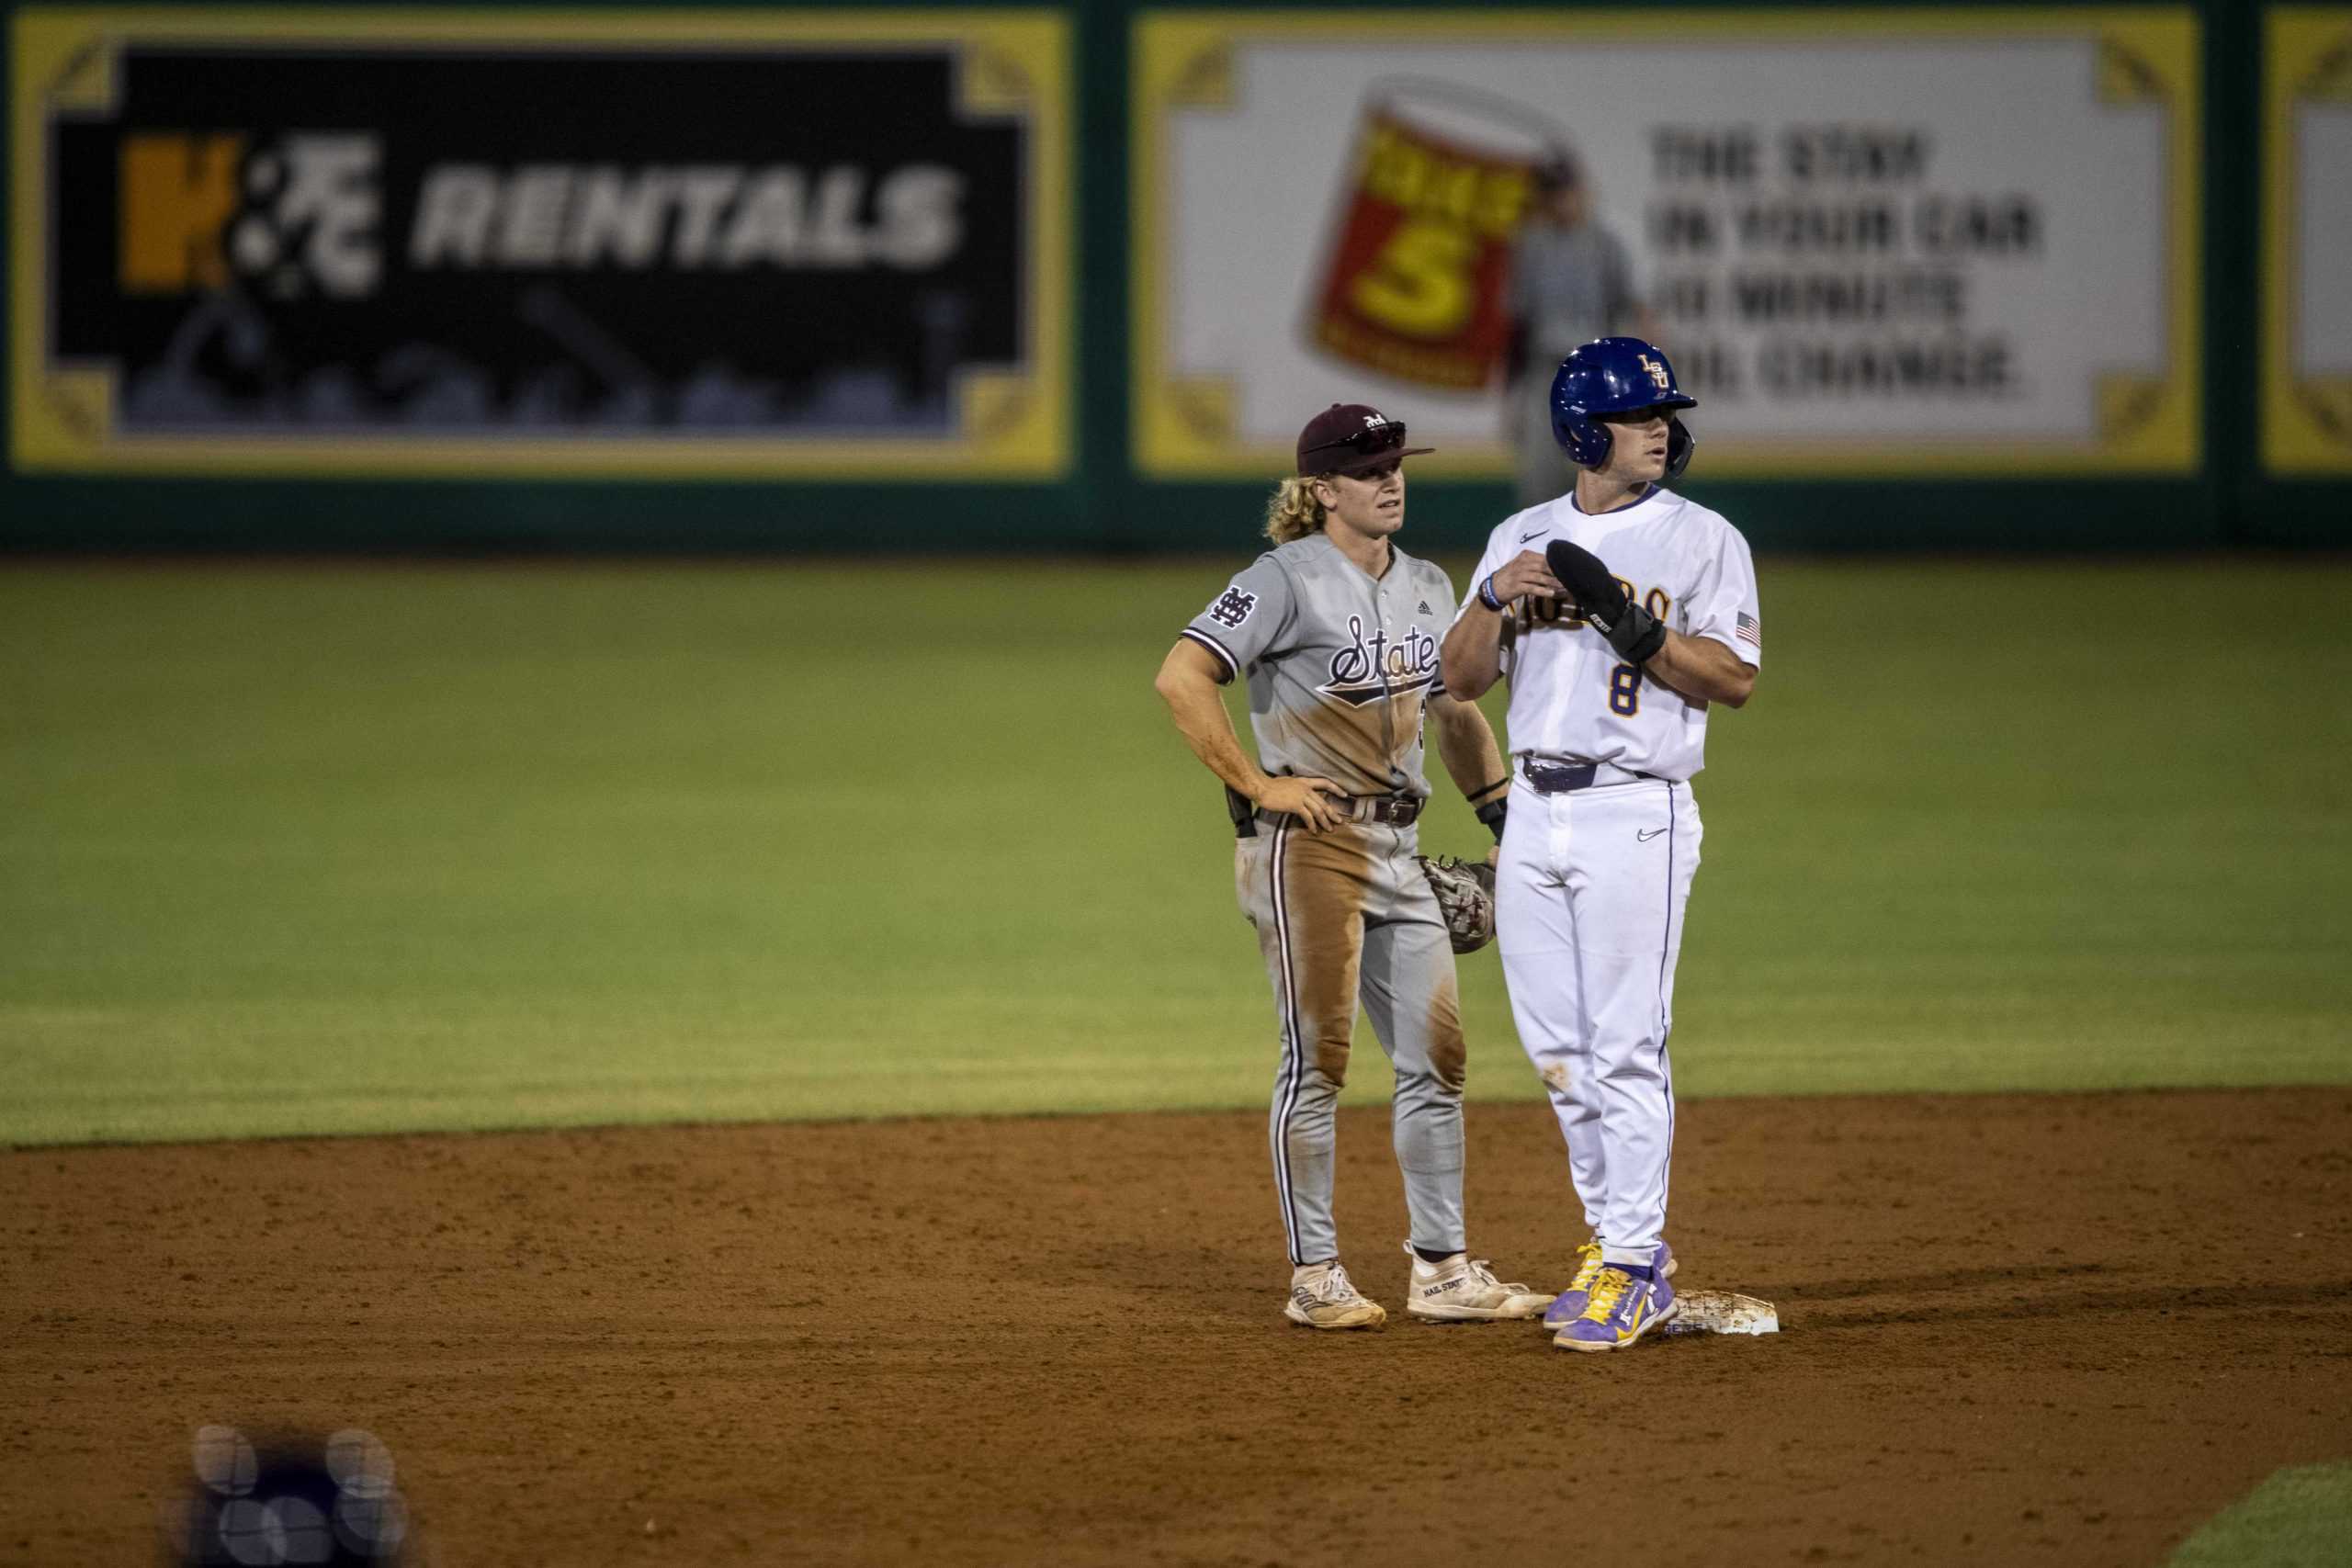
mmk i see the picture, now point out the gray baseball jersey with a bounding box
[1181,534,1456,798]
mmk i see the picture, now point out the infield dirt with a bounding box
[7,1089,2350,1566]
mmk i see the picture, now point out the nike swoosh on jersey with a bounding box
[1637,828,1668,841]
[1518,528,1546,542]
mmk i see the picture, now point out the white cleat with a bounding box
[1402,1243,1553,1322]
[1284,1260,1388,1330]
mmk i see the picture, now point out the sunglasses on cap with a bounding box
[1305,420,1409,462]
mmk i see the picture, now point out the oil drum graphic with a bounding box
[1306,80,1569,391]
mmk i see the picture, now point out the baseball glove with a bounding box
[1415,855,1497,954]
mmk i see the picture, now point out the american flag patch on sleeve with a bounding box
[1735,612,1761,649]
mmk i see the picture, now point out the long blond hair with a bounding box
[1263,475,1329,544]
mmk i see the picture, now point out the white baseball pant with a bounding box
[1495,769,1702,1268]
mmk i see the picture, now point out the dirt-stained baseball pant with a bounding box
[1495,773,1702,1266]
[1236,815,1468,1268]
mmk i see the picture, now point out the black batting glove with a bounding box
[1545,539,1667,664]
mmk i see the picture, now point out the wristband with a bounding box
[1606,602,1668,665]
[1475,798,1508,842]
[1476,573,1505,613]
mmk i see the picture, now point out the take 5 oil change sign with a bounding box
[10,10,1070,476]
[1133,11,2199,480]
[1306,82,1552,392]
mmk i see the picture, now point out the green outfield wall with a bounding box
[2,0,2345,553]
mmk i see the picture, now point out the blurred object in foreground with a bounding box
[164,1427,411,1566]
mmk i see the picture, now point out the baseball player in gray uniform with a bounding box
[1153,401,1552,1331]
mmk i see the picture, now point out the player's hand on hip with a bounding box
[1258,776,1348,832]
[1489,550,1565,604]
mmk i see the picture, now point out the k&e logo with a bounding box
[119,132,382,299]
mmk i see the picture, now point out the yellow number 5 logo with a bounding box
[1351,220,1474,339]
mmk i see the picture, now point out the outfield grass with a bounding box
[3,558,2347,1145]
[2169,1465,2352,1568]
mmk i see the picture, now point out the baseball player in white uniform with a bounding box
[1155,401,1553,1332]
[1440,337,1761,1352]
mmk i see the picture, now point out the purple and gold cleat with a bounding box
[1554,1264,1679,1353]
[1544,1241,1675,1331]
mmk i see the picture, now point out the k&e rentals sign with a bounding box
[10,9,1069,477]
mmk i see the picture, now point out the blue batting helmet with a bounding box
[1549,337,1698,481]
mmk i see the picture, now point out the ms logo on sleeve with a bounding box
[1207,588,1259,629]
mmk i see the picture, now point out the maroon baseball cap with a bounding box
[1295,403,1435,477]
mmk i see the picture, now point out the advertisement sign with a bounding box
[10,9,1069,477]
[1134,11,2200,479]
[2265,8,2352,474]
[1304,84,1555,391]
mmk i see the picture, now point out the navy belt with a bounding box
[1521,757,1655,794]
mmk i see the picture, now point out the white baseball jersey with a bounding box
[1458,484,1761,782]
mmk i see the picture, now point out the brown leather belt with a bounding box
[1255,794,1423,829]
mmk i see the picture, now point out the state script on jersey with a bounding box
[1182,534,1457,798]
[1460,485,1760,783]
